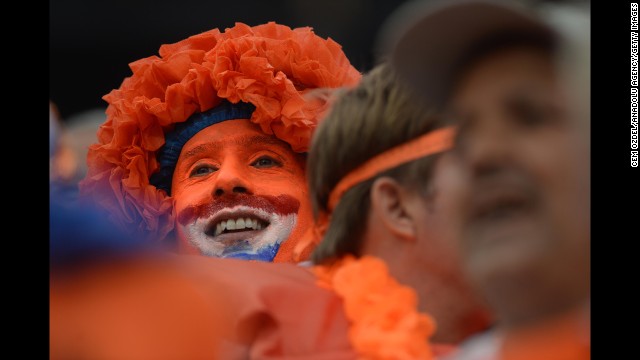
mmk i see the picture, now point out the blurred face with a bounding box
[448,46,590,327]
[410,153,493,342]
[405,154,477,294]
[171,119,313,262]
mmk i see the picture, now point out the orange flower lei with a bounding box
[313,255,436,359]
[79,22,361,241]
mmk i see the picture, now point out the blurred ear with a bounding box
[369,177,418,241]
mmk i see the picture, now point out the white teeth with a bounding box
[226,219,236,230]
[211,217,266,236]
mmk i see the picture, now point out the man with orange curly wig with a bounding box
[80,22,361,262]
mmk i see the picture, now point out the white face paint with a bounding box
[178,205,297,261]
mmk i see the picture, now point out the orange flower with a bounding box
[313,256,437,360]
[80,22,361,241]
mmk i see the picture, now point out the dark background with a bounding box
[50,0,411,121]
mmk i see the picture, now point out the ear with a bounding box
[370,177,418,241]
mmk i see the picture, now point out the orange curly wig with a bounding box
[79,22,361,241]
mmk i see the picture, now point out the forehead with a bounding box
[180,119,294,157]
[451,45,556,105]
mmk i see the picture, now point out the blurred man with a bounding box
[62,108,108,180]
[50,102,79,185]
[50,104,108,199]
[385,0,590,358]
[80,22,360,262]
[307,63,492,351]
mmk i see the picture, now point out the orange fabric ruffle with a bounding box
[79,22,361,241]
[313,255,437,359]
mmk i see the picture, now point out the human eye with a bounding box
[189,164,218,178]
[510,97,560,128]
[516,106,547,126]
[251,155,282,169]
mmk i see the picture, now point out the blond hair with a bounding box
[308,63,447,264]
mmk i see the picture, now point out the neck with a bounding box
[362,235,492,344]
[409,269,492,344]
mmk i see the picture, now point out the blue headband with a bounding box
[149,101,256,195]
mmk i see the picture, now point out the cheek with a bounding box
[260,170,313,230]
[253,162,308,201]
[287,173,309,201]
[519,131,578,199]
[419,201,464,272]
[287,173,311,208]
[293,183,313,219]
[266,179,309,211]
[172,181,211,214]
[532,132,589,240]
[518,131,589,262]
[433,155,472,236]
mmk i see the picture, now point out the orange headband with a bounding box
[292,126,456,261]
[327,126,457,211]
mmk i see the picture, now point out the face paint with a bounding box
[171,119,313,262]
[176,194,300,260]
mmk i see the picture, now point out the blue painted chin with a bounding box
[222,243,281,262]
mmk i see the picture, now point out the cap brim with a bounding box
[380,0,556,107]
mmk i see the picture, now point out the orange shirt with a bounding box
[500,305,590,360]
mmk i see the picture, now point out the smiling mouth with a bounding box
[474,195,530,221]
[470,186,535,224]
[205,215,270,238]
[184,207,297,259]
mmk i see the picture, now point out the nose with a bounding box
[212,161,253,198]
[460,118,515,178]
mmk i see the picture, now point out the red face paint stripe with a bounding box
[177,194,300,226]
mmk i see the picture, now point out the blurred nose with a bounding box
[212,160,253,198]
[461,118,515,177]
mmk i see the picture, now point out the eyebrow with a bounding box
[182,142,223,159]
[181,134,292,160]
[235,134,292,152]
